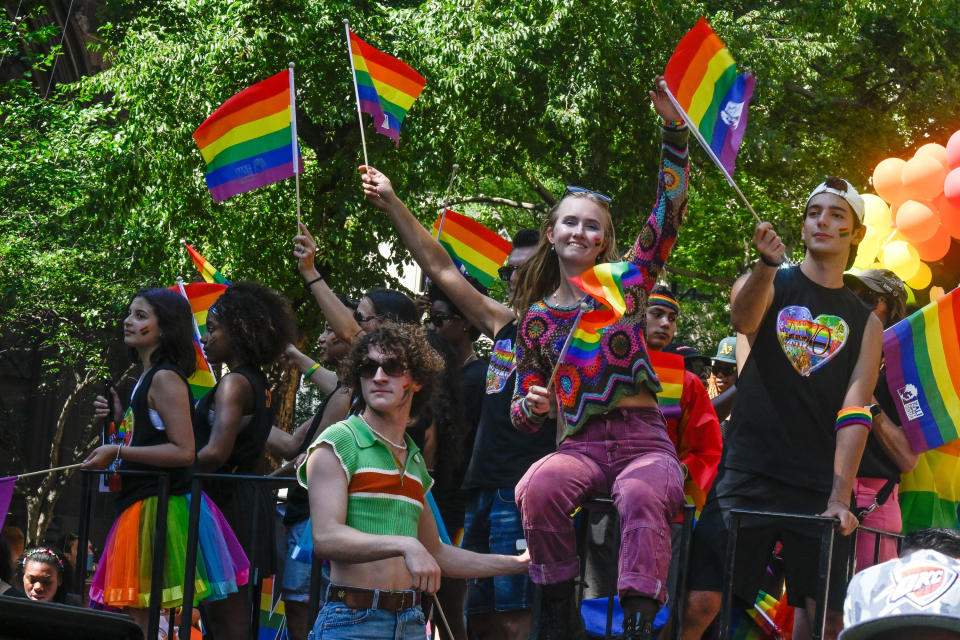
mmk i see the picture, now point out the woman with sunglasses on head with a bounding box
[83,288,248,633]
[509,77,689,640]
[300,322,529,639]
[192,281,296,638]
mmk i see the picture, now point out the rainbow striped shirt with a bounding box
[298,415,433,537]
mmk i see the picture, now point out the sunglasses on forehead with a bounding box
[358,356,408,379]
[565,185,612,203]
[353,309,378,324]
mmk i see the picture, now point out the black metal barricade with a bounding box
[74,469,171,640]
[178,472,299,640]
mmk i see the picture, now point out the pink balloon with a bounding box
[947,130,960,170]
[913,223,950,262]
[872,157,907,204]
[896,200,939,243]
[945,167,960,210]
[902,155,947,201]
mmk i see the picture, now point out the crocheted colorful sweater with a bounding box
[511,125,690,440]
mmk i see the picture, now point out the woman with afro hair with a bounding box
[193,280,296,638]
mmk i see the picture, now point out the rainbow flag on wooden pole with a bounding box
[344,19,426,161]
[662,17,760,223]
[173,277,224,402]
[431,210,512,288]
[192,67,304,209]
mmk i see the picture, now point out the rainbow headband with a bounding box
[649,293,680,314]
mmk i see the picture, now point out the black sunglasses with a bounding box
[426,312,460,327]
[565,185,612,203]
[353,309,378,324]
[358,356,408,379]
[498,265,517,282]
[714,363,736,376]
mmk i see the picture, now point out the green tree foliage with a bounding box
[3,0,959,394]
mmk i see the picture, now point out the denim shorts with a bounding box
[281,520,312,602]
[461,488,533,614]
[307,598,426,639]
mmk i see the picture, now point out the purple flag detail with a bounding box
[710,73,755,175]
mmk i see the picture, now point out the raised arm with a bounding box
[361,166,515,339]
[730,222,785,336]
[821,313,884,534]
[282,343,339,395]
[293,223,363,344]
[623,78,690,292]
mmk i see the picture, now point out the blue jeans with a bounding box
[461,488,533,614]
[308,597,426,640]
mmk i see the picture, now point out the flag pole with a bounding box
[176,276,217,383]
[420,163,459,293]
[16,463,84,479]
[288,62,302,230]
[657,79,761,224]
[344,19,370,172]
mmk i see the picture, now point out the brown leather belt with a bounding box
[327,584,422,611]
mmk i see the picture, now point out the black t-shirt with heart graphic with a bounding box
[722,266,872,493]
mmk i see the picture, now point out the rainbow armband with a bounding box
[835,406,872,432]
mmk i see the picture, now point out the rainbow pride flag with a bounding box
[899,439,960,532]
[193,70,303,202]
[664,17,755,175]
[168,282,227,401]
[883,287,960,453]
[566,262,644,366]
[184,243,231,286]
[348,30,426,146]
[258,575,289,640]
[432,210,512,288]
[649,350,684,408]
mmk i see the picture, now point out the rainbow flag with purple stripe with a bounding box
[349,30,426,146]
[664,17,754,175]
[193,70,303,202]
[567,262,645,366]
[883,287,960,453]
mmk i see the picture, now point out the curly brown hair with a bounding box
[340,322,445,419]
[207,281,296,367]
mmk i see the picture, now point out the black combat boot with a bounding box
[623,611,655,640]
[528,582,585,640]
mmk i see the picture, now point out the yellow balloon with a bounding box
[880,240,922,281]
[862,193,892,232]
[930,286,946,302]
[905,261,932,289]
[853,226,882,269]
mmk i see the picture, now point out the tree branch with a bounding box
[442,195,548,212]
[664,264,735,287]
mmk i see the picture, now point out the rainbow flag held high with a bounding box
[348,29,427,146]
[431,210,512,288]
[193,70,304,202]
[184,243,231,286]
[566,262,645,367]
[899,439,960,532]
[664,17,755,175]
[883,287,960,453]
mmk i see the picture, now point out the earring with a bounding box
[550,245,555,252]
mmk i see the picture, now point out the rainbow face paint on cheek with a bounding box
[139,327,150,335]
[838,228,850,238]
[594,238,602,247]
[400,381,411,400]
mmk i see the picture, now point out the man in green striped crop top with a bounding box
[298,323,529,639]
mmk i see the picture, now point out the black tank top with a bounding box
[723,267,872,493]
[116,364,193,512]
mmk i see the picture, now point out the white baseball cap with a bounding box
[841,549,960,639]
[806,177,865,223]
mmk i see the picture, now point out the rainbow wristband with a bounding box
[835,406,872,432]
[304,363,321,379]
[658,116,685,129]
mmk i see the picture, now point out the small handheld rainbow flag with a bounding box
[348,29,426,146]
[193,69,303,202]
[184,243,231,286]
[566,262,645,366]
[664,17,755,175]
[431,210,512,288]
[169,281,226,401]
[883,287,960,453]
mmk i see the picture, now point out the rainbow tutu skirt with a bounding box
[89,492,250,609]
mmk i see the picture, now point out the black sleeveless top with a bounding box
[193,365,273,474]
[116,364,193,512]
[722,267,872,493]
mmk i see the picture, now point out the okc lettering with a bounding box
[889,567,948,604]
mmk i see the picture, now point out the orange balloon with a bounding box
[930,286,947,302]
[896,200,940,243]
[902,155,947,201]
[873,157,908,204]
[935,193,960,239]
[914,143,949,169]
[912,223,950,261]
